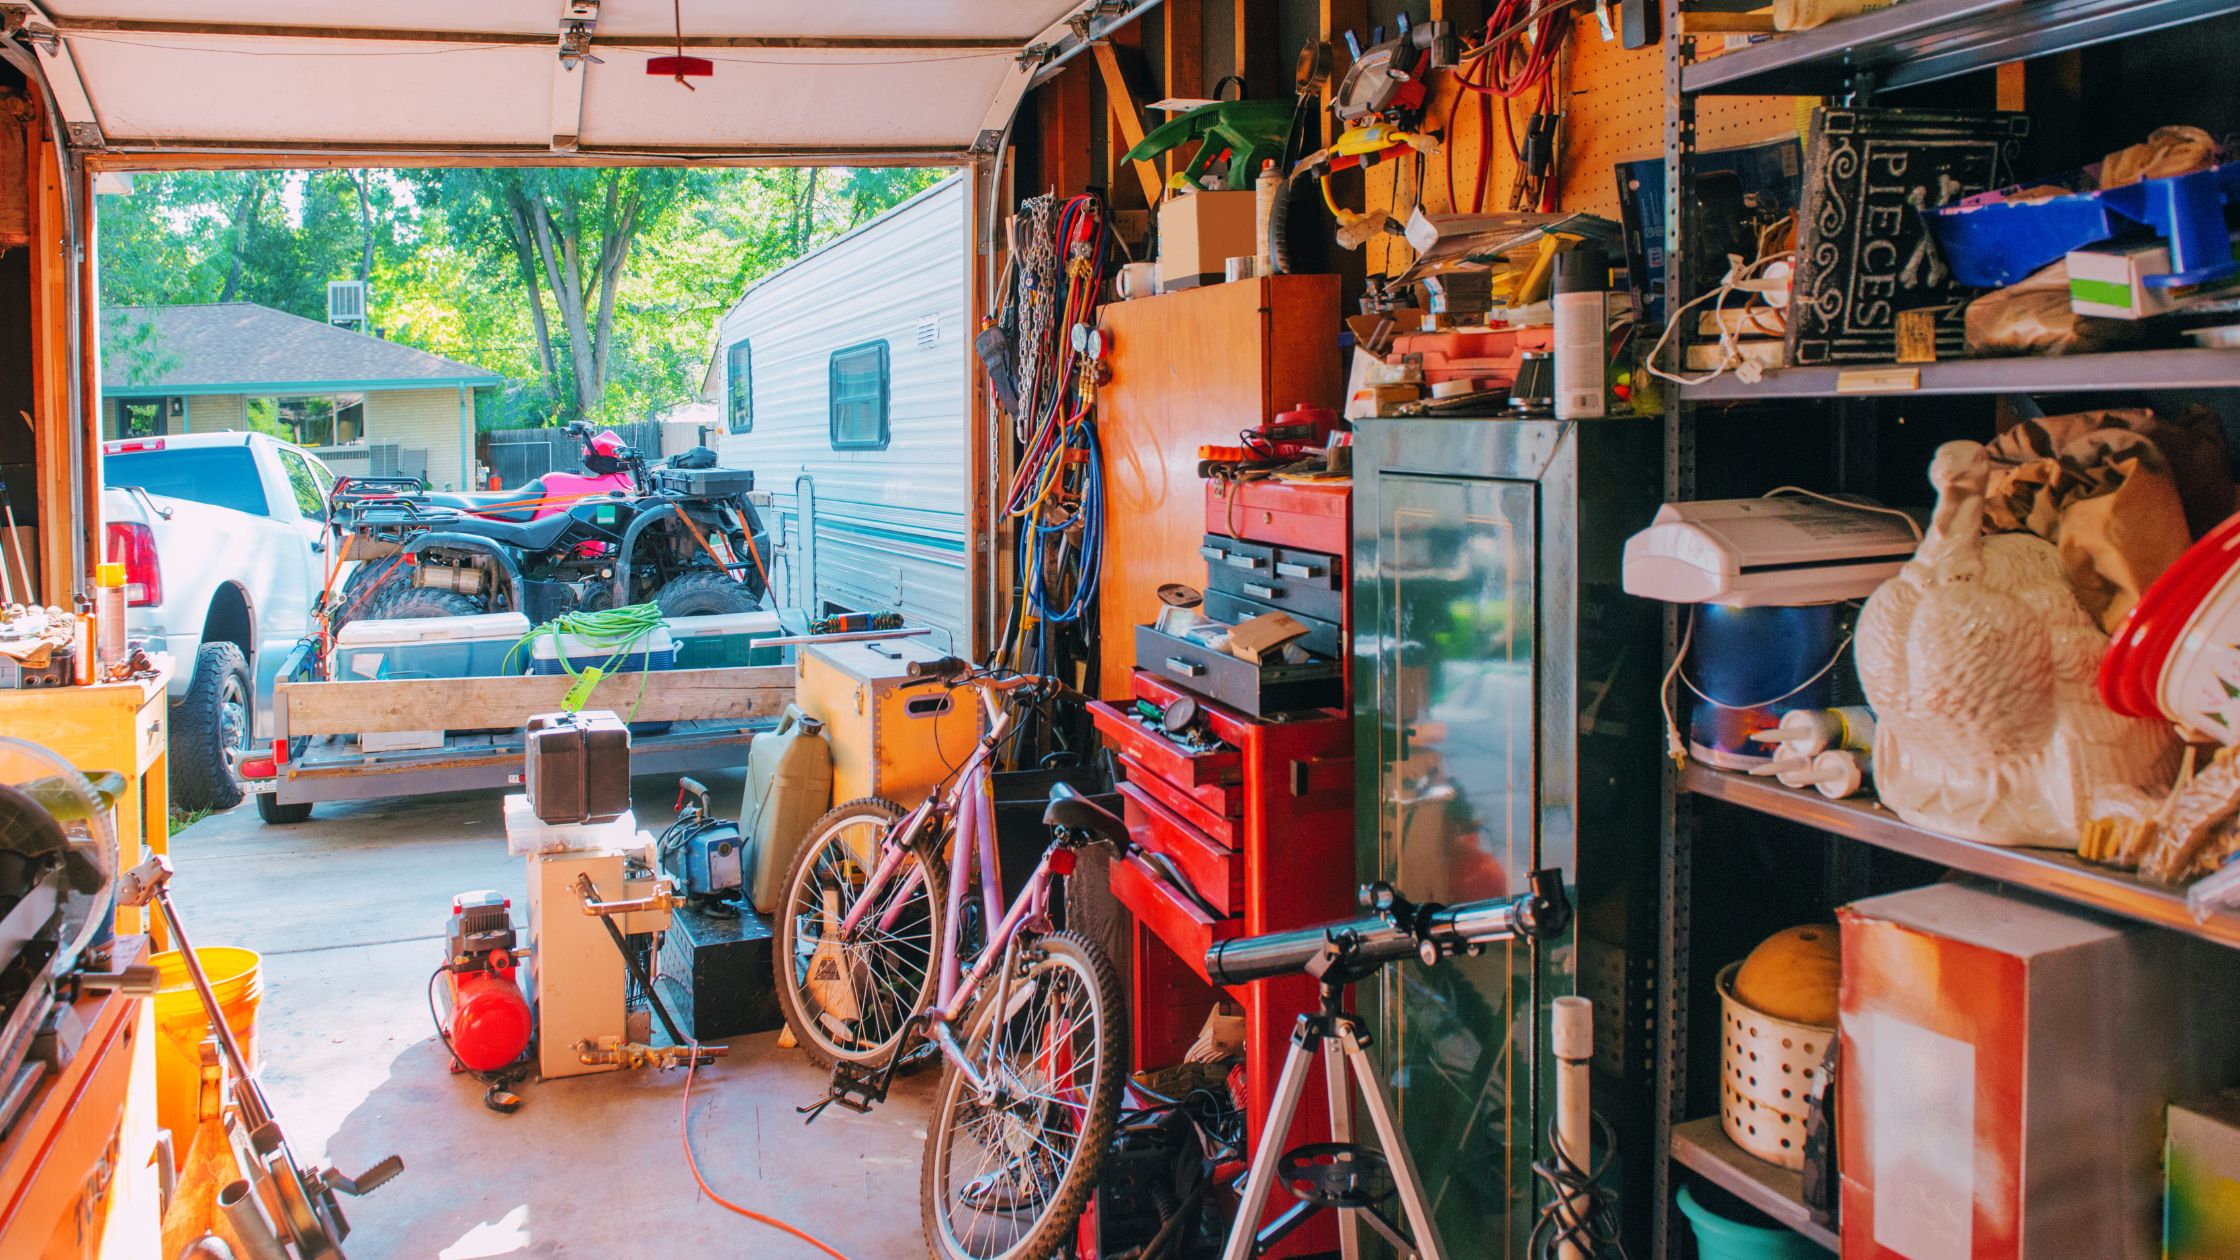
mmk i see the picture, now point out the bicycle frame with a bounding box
[832,678,1073,1069]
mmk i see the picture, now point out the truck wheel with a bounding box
[255,793,313,825]
[172,642,252,812]
[654,570,761,617]
[369,586,481,619]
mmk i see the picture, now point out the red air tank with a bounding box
[442,892,533,1073]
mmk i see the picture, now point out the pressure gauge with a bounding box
[1069,323,1107,360]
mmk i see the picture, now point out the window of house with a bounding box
[828,340,890,451]
[276,447,326,517]
[726,340,752,433]
[112,397,175,439]
[276,393,365,447]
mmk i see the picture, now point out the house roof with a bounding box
[102,302,505,397]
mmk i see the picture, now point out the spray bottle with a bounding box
[1553,245,1609,420]
[1253,160,1281,277]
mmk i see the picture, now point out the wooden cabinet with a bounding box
[0,662,172,940]
[1093,275,1343,698]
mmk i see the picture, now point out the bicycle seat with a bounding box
[421,478,550,522]
[1043,782,1128,847]
[427,510,578,551]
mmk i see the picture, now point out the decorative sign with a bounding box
[1787,108,2028,366]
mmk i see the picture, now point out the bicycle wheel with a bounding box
[772,797,948,1069]
[920,930,1125,1260]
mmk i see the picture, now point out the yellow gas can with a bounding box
[795,637,986,808]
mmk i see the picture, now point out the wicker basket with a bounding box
[1716,961,1832,1170]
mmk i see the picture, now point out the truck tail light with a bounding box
[104,521,162,607]
[102,437,165,454]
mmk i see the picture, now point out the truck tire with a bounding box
[653,570,761,617]
[368,586,481,619]
[172,642,252,812]
[255,793,313,825]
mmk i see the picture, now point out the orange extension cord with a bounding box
[681,1046,856,1260]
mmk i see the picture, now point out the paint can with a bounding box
[1686,602,1842,769]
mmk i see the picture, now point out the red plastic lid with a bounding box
[2099,509,2240,716]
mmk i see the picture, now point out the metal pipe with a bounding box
[1552,996,1593,1260]
[215,1181,288,1260]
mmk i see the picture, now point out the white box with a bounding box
[2066,242,2175,320]
[524,831,664,1079]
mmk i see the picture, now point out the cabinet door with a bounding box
[1360,471,1541,1256]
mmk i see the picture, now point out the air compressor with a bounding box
[434,889,534,1112]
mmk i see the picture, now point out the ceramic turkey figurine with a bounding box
[1855,440,2180,847]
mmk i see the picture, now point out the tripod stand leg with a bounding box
[1324,1038,1363,1260]
[1222,1030,1321,1260]
[1340,1022,1447,1260]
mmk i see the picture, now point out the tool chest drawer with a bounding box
[1110,850,1240,983]
[1135,625,1343,718]
[1117,752,1238,845]
[1199,536,1345,625]
[1201,591,1342,662]
[1204,478,1350,557]
[1089,700,1245,793]
[1118,781,1241,917]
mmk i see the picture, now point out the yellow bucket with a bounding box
[151,947,263,1170]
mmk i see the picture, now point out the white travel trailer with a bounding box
[711,174,971,652]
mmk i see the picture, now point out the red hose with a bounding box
[681,1048,855,1260]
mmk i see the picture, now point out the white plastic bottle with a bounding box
[1254,160,1281,277]
[1553,246,1608,420]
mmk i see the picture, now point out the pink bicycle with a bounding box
[771,655,1131,1260]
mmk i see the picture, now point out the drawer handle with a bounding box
[1222,555,1264,570]
[1275,561,1320,579]
[1198,545,1225,561]
[1165,656,1206,679]
[1242,581,1280,600]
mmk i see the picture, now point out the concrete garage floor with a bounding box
[169,771,934,1260]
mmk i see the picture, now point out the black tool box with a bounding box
[655,902,781,1041]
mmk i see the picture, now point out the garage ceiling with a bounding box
[9,0,1138,160]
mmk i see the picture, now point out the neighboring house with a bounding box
[100,302,503,489]
[711,174,969,650]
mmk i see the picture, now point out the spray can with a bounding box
[1553,245,1608,420]
[1253,160,1281,277]
[95,563,127,674]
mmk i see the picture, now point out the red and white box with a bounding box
[1838,882,2240,1260]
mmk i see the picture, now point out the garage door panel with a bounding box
[67,36,553,145]
[576,50,1015,149]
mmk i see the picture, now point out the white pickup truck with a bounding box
[101,431,342,816]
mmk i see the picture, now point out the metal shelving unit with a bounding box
[1670,1118,1840,1252]
[1683,345,2240,401]
[1653,1,2240,1256]
[1684,0,2240,95]
[1686,766,2240,948]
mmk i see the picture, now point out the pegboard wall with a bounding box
[1355,21,1798,279]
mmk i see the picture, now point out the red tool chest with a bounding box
[1090,670,1354,1252]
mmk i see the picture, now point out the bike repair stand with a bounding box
[1220,939,1446,1260]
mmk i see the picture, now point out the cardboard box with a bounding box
[2067,241,2175,320]
[1838,883,2240,1260]
[1157,190,1258,292]
[2166,1091,2240,1260]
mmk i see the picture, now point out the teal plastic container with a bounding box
[1675,1185,1824,1260]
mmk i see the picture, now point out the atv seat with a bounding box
[428,509,577,551]
[421,477,549,522]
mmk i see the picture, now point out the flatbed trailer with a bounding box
[248,646,794,816]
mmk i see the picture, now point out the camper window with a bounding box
[726,340,752,433]
[829,339,890,451]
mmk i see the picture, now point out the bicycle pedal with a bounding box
[798,1058,893,1123]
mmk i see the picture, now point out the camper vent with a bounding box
[328,280,367,326]
[916,315,940,349]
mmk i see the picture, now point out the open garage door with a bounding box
[10,0,1151,160]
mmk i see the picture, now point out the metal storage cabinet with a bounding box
[1351,417,1665,1256]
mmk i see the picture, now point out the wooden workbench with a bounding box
[0,662,171,940]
